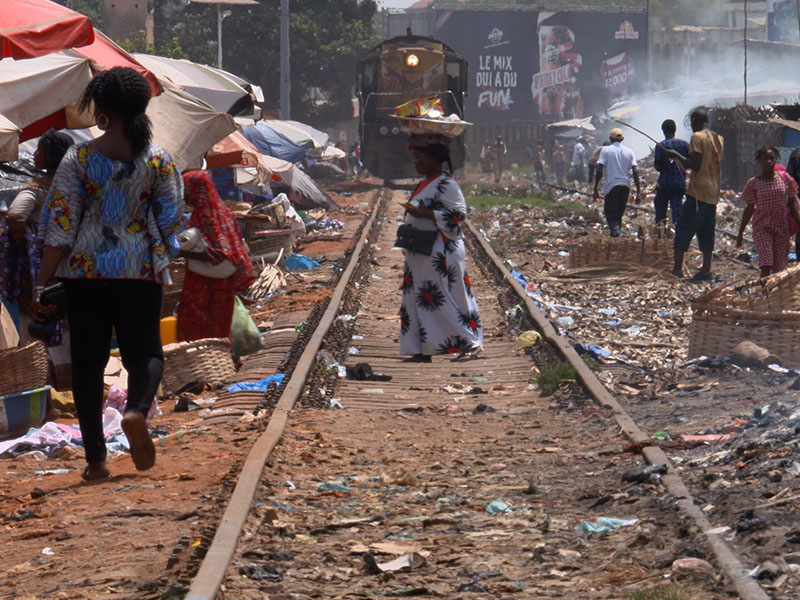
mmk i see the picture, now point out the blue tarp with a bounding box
[225,374,285,393]
[242,123,307,163]
[284,254,320,271]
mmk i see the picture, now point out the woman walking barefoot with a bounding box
[34,68,184,481]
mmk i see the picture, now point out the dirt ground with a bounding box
[218,196,729,600]
[466,172,800,599]
[0,187,377,600]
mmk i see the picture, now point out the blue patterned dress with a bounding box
[39,143,184,283]
[399,174,483,355]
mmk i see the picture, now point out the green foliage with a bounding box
[118,31,156,55]
[628,584,693,600]
[153,0,378,127]
[59,0,103,27]
[535,362,577,395]
[465,193,586,218]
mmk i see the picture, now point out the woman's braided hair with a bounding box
[79,67,153,158]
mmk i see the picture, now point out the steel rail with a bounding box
[466,220,769,600]
[186,191,386,600]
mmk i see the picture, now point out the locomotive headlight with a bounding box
[391,127,400,135]
[406,53,419,68]
[379,126,389,135]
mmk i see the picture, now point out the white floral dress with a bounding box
[399,174,483,355]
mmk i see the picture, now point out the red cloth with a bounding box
[1,0,94,60]
[177,171,257,342]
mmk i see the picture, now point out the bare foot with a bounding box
[82,461,110,482]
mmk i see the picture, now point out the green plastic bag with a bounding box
[230,296,263,356]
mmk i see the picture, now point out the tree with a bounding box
[156,0,379,127]
[58,0,103,27]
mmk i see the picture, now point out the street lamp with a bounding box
[190,0,259,69]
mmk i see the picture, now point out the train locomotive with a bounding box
[356,33,468,180]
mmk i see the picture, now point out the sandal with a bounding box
[121,411,156,471]
[81,462,110,482]
[452,347,484,362]
[402,354,432,363]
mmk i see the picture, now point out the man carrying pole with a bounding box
[662,109,724,280]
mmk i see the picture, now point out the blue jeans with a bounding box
[654,188,684,225]
[674,196,716,253]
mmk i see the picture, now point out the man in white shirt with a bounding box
[593,128,642,237]
[571,136,586,182]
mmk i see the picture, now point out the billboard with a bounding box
[434,10,647,124]
[768,0,800,43]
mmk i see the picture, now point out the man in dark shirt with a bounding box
[653,119,689,226]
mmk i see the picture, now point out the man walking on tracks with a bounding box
[663,108,724,280]
[593,128,642,237]
[492,135,507,183]
[653,119,689,227]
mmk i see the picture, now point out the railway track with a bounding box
[183,188,769,600]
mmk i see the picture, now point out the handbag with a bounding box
[179,227,238,279]
[394,224,438,255]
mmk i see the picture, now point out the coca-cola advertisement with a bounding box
[435,10,647,124]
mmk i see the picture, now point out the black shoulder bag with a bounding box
[394,224,438,255]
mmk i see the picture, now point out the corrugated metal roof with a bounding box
[427,1,648,12]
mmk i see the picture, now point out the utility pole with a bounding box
[743,0,748,105]
[280,0,290,119]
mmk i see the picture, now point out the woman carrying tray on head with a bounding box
[398,133,483,362]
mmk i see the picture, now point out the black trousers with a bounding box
[603,185,630,237]
[63,279,164,463]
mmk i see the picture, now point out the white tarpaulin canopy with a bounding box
[0,51,94,132]
[0,115,21,162]
[209,131,334,209]
[147,83,237,171]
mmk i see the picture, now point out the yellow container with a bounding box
[160,317,178,346]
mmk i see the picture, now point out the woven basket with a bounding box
[239,214,280,240]
[0,342,49,397]
[688,264,800,365]
[569,235,675,269]
[162,338,236,394]
[247,230,295,258]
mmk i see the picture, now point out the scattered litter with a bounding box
[317,481,355,493]
[485,499,513,514]
[364,551,427,574]
[34,468,70,475]
[473,403,496,414]
[329,398,344,409]
[622,464,667,484]
[347,347,361,355]
[515,330,541,350]
[671,557,716,579]
[680,434,730,443]
[579,517,638,533]
[41,547,54,556]
[238,563,283,581]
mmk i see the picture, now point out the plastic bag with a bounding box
[230,296,263,356]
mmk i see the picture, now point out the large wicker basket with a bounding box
[688,265,800,365]
[0,342,49,397]
[569,235,675,269]
[162,338,236,394]
[247,230,295,259]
